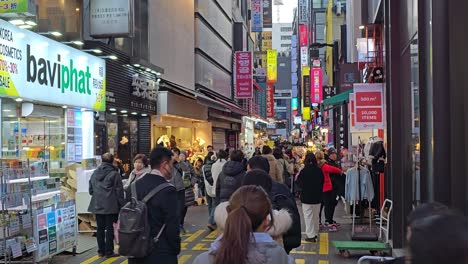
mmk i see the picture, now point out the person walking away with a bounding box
[170,148,187,234]
[325,148,344,227]
[215,150,246,203]
[178,150,197,234]
[315,151,343,232]
[194,158,206,205]
[262,146,283,183]
[126,147,180,264]
[203,152,217,231]
[207,150,228,230]
[296,152,324,242]
[273,147,293,189]
[124,154,151,190]
[193,185,290,264]
[88,153,125,258]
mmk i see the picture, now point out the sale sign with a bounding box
[234,51,253,98]
[311,68,323,104]
[266,83,275,117]
[353,83,385,130]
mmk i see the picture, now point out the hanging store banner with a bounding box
[263,0,272,28]
[252,0,263,32]
[90,0,134,38]
[311,68,323,104]
[298,0,309,24]
[349,93,357,132]
[261,32,272,50]
[299,25,308,46]
[0,0,28,13]
[302,66,310,106]
[300,46,308,67]
[353,83,385,130]
[234,51,253,99]
[302,106,311,121]
[267,50,277,83]
[0,19,106,111]
[291,97,298,110]
[266,83,274,117]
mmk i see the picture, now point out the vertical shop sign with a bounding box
[302,106,311,121]
[252,0,263,32]
[311,68,323,104]
[353,83,385,130]
[234,51,253,98]
[298,0,308,24]
[266,83,275,117]
[267,50,277,83]
[291,98,298,110]
[263,0,272,28]
[300,46,308,66]
[302,66,311,106]
[349,93,357,132]
[299,25,308,46]
[323,86,337,99]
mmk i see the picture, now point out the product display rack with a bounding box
[0,159,77,264]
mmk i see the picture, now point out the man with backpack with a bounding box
[121,147,180,264]
[245,156,302,254]
[88,153,125,258]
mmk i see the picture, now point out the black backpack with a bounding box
[272,193,302,250]
[118,182,174,258]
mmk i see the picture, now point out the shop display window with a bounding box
[1,99,66,178]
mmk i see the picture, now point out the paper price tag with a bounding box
[10,242,22,258]
[25,238,37,253]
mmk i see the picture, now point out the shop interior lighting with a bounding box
[120,110,128,113]
[15,98,23,102]
[141,114,148,117]
[99,55,118,60]
[19,25,33,29]
[122,114,128,117]
[38,31,62,37]
[131,112,138,115]
[9,19,24,25]
[133,64,140,67]
[82,49,102,54]
[145,68,152,72]
[7,115,15,118]
[359,25,365,30]
[109,108,116,112]
[62,40,84,46]
[3,109,11,112]
[111,113,117,115]
[62,105,68,109]
[25,21,37,26]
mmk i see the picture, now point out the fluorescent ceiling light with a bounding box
[3,109,11,112]
[51,31,62,36]
[19,25,33,29]
[141,114,148,117]
[109,55,118,60]
[359,25,365,30]
[25,21,37,26]
[109,108,116,112]
[10,19,24,25]
[131,112,138,115]
[120,110,128,113]
[15,98,23,102]
[62,105,68,109]
[72,40,84,45]
[133,64,140,67]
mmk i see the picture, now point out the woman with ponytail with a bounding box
[193,185,291,264]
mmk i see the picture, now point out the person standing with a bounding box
[215,150,246,203]
[262,146,283,183]
[127,147,180,264]
[179,151,197,232]
[203,152,217,230]
[124,154,151,190]
[170,148,187,234]
[88,153,125,258]
[325,148,344,226]
[296,152,324,242]
[194,158,206,205]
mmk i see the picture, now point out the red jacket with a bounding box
[320,163,342,192]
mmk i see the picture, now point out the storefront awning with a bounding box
[197,87,249,116]
[321,89,353,107]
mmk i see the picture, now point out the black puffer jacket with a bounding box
[88,162,125,214]
[215,161,246,203]
[296,165,324,204]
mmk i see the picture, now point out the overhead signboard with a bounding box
[252,0,263,32]
[234,51,253,98]
[263,0,272,28]
[302,66,310,106]
[90,0,134,38]
[298,0,309,24]
[267,50,277,83]
[0,0,28,13]
[311,68,323,104]
[266,83,274,117]
[299,25,308,46]
[300,46,308,66]
[353,83,385,130]
[0,19,106,111]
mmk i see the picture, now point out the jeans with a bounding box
[302,203,320,238]
[206,195,217,225]
[95,214,118,255]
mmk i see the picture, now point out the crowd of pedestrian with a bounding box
[87,145,468,264]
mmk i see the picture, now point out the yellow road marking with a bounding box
[202,239,215,242]
[80,255,100,264]
[301,240,319,244]
[290,249,317,255]
[181,242,188,250]
[192,243,210,251]
[295,259,306,264]
[206,230,219,239]
[178,254,192,264]
[318,261,329,264]
[319,233,329,255]
[184,230,205,242]
[100,256,123,264]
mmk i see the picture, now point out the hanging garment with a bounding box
[369,139,386,173]
[345,167,375,204]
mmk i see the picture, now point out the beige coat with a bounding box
[263,154,283,183]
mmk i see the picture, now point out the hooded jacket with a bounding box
[215,161,246,203]
[263,154,283,183]
[192,232,292,264]
[88,162,125,214]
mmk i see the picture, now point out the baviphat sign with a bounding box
[0,19,106,111]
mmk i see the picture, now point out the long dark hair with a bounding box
[214,185,273,264]
[304,151,318,167]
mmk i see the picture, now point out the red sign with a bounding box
[266,83,275,117]
[353,83,385,130]
[299,25,308,46]
[349,93,356,130]
[355,92,382,107]
[234,51,253,98]
[311,68,323,104]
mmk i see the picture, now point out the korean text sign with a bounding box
[266,83,274,117]
[252,0,263,32]
[267,50,277,83]
[353,83,385,130]
[234,51,253,98]
[311,68,323,104]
